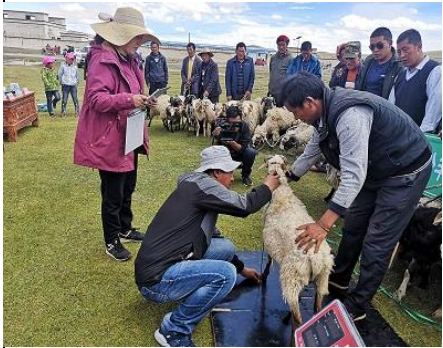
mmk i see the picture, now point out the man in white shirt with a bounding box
[389,29,442,134]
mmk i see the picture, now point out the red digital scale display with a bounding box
[295,300,366,347]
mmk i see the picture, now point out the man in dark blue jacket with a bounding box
[135,146,280,347]
[144,41,168,95]
[225,42,255,101]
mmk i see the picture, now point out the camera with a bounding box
[215,118,243,142]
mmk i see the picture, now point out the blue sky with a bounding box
[3,2,442,54]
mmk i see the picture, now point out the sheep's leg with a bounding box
[314,270,330,313]
[394,269,410,301]
[261,255,272,284]
[195,120,200,137]
[148,116,153,127]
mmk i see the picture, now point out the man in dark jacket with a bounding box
[388,29,442,134]
[135,146,280,347]
[198,48,222,103]
[268,35,293,102]
[281,73,432,322]
[181,42,201,96]
[144,41,169,95]
[329,42,363,90]
[225,42,255,101]
[356,27,403,99]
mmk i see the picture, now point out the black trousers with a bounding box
[148,81,167,96]
[231,147,257,178]
[98,156,138,245]
[329,162,432,310]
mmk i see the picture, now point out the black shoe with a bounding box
[343,299,367,322]
[242,176,252,187]
[119,228,145,243]
[105,239,131,261]
[155,328,195,347]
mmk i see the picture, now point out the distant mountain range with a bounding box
[158,40,276,53]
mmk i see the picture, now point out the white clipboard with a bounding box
[125,108,147,155]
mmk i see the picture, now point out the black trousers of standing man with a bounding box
[329,161,432,312]
[98,156,138,245]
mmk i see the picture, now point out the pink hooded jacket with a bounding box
[74,45,149,172]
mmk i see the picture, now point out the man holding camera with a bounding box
[213,105,257,186]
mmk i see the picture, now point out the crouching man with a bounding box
[135,146,280,347]
[213,105,257,187]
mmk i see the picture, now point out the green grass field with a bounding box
[3,64,441,347]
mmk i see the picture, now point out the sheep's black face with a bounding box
[282,136,299,151]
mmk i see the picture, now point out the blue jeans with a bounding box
[141,238,237,335]
[61,85,79,114]
[45,90,60,114]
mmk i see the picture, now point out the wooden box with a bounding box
[3,91,39,141]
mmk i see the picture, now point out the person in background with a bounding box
[181,42,201,97]
[329,42,363,90]
[389,29,442,134]
[225,42,255,101]
[281,73,431,322]
[58,52,80,117]
[213,105,257,187]
[135,145,280,347]
[356,27,402,99]
[74,7,159,261]
[329,43,348,88]
[41,56,61,118]
[268,35,293,102]
[198,48,222,104]
[286,41,322,78]
[145,41,168,96]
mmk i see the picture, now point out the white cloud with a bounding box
[59,3,86,12]
[175,26,185,33]
[290,6,314,10]
[272,14,283,20]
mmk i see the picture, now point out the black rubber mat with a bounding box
[211,251,407,347]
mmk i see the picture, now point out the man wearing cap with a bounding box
[268,35,293,102]
[287,41,322,78]
[388,29,442,134]
[135,146,280,347]
[329,42,363,90]
[356,27,402,99]
[74,7,159,261]
[329,43,347,88]
[198,48,222,103]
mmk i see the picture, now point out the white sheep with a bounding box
[241,100,261,133]
[279,122,314,155]
[262,155,334,325]
[251,107,300,149]
[148,94,170,127]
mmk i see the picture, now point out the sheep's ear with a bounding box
[281,155,288,165]
[261,97,265,103]
[264,155,273,164]
[433,211,442,226]
[169,97,174,104]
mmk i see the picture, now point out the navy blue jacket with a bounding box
[144,52,168,85]
[199,60,222,99]
[225,56,255,99]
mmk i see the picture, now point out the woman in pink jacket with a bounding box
[74,7,159,261]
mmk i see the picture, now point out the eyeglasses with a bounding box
[369,42,386,51]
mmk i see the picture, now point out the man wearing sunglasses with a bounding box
[388,29,442,134]
[356,27,402,99]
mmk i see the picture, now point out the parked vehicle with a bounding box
[76,46,91,68]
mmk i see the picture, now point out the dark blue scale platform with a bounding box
[211,251,407,347]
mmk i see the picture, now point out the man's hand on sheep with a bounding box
[240,267,261,283]
[264,171,281,192]
[295,223,328,254]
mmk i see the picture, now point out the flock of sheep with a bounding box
[148,94,314,155]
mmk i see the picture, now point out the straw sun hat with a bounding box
[91,7,160,47]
